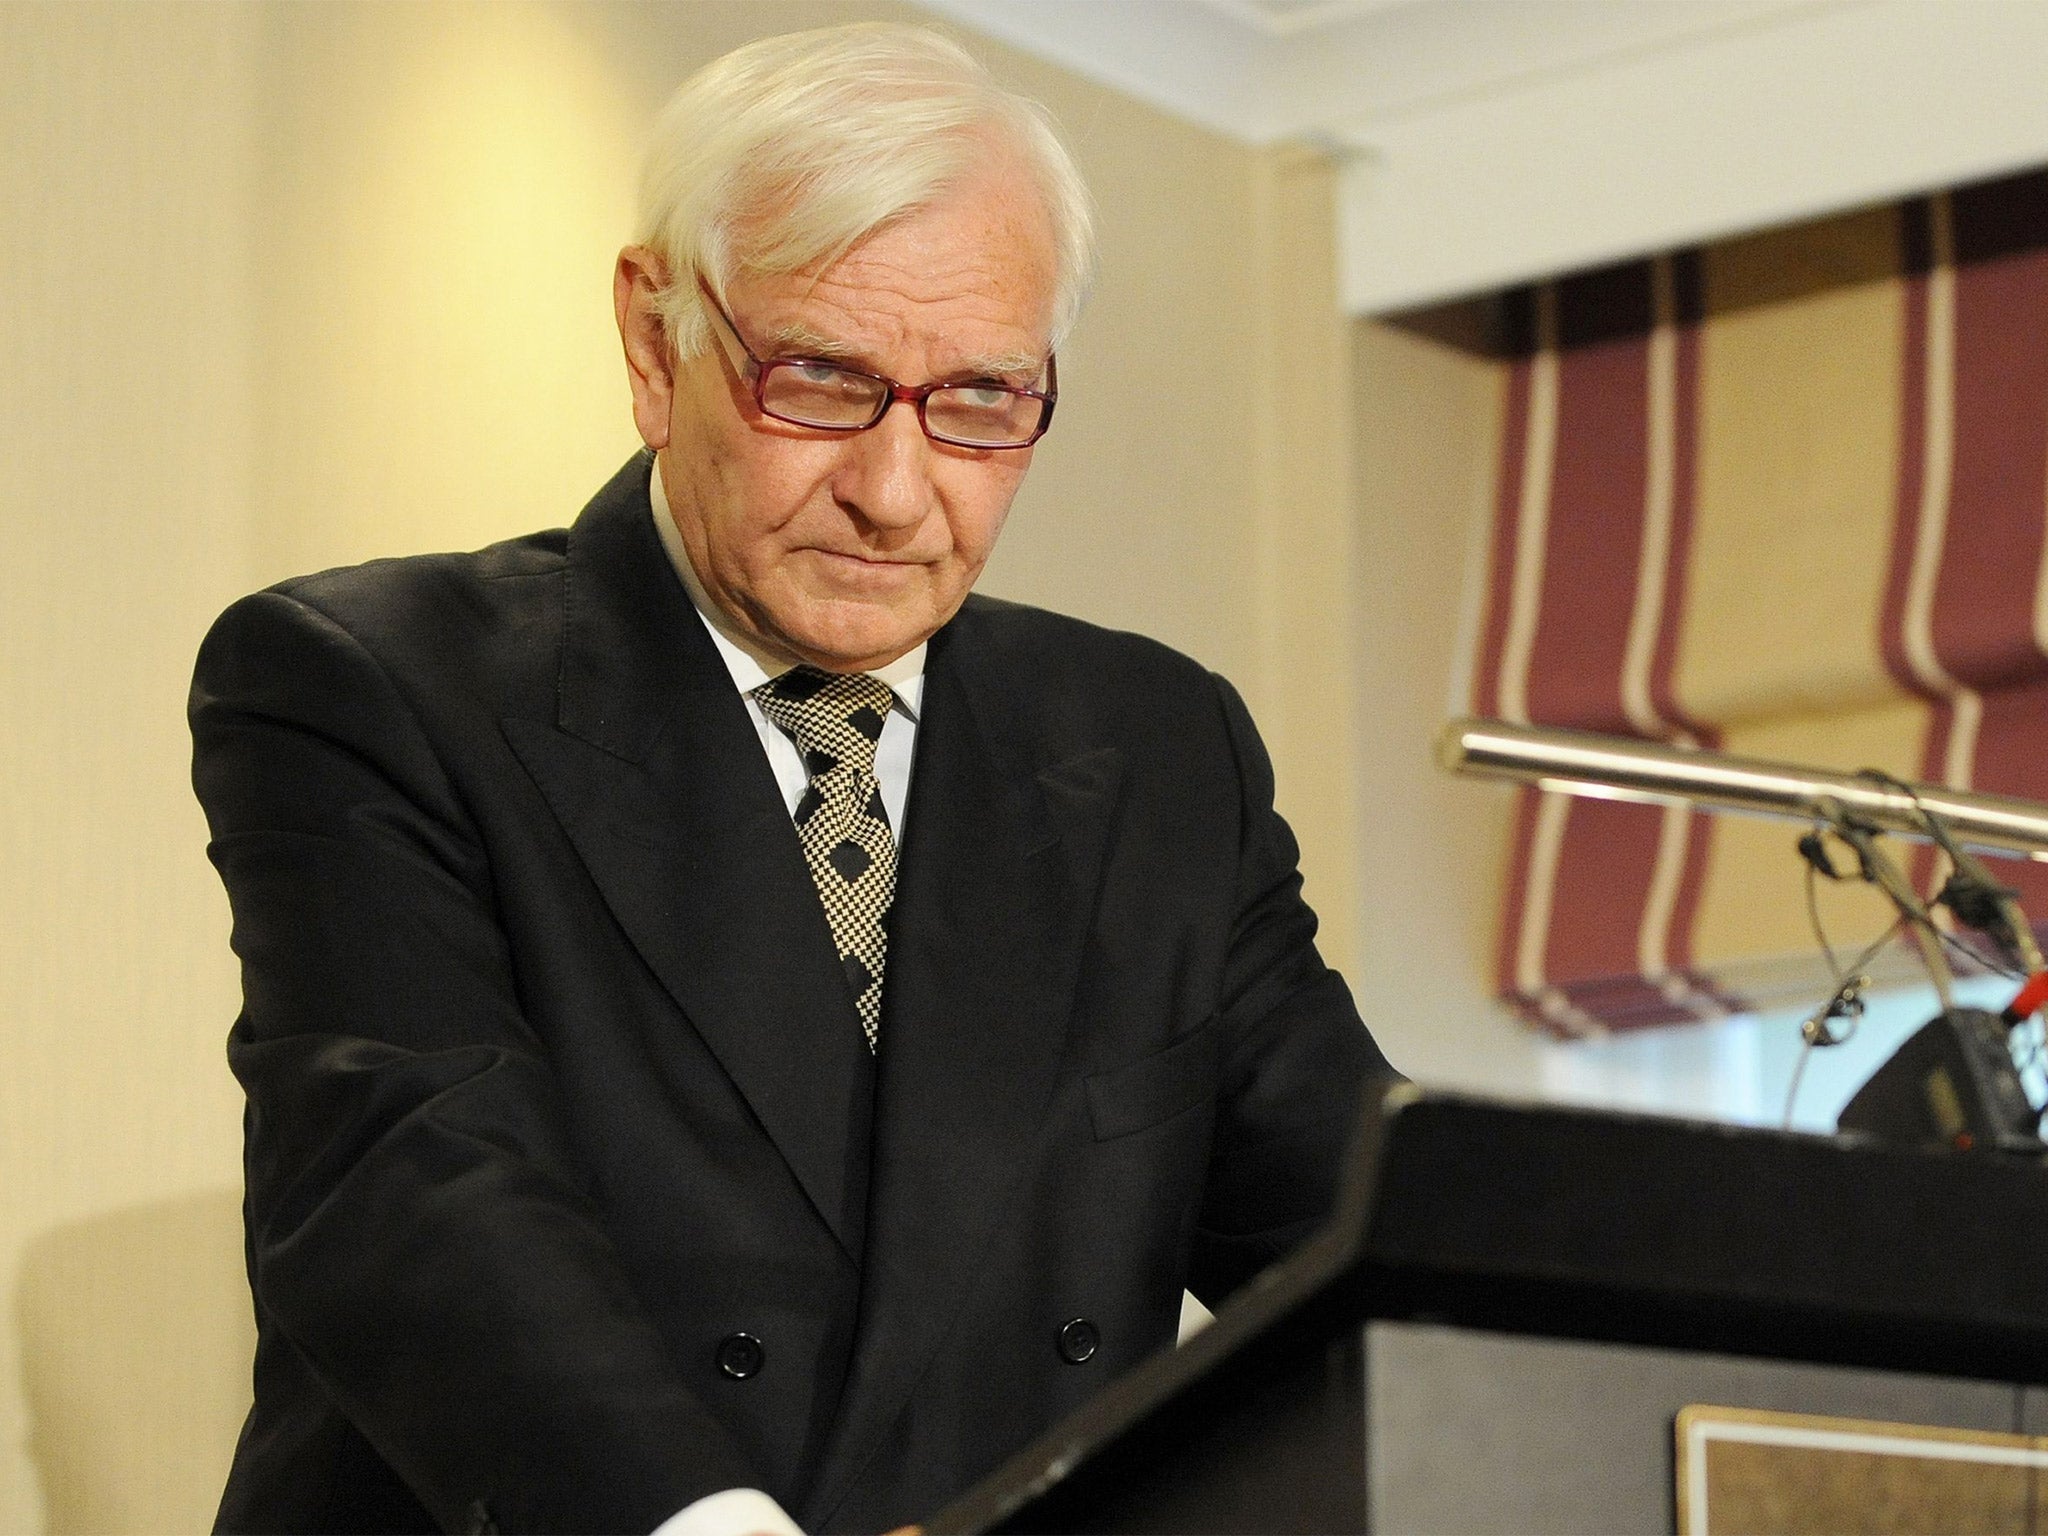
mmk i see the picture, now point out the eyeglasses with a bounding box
[696,278,1057,450]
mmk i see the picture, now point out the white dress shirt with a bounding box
[645,457,926,1536]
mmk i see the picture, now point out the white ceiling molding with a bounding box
[914,0,2048,315]
[1195,0,1421,40]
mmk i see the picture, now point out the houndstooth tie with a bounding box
[754,667,899,1051]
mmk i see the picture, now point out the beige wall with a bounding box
[2,5,260,1531]
[1,2,1368,1529]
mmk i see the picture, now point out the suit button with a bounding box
[1057,1318,1099,1364]
[716,1333,764,1380]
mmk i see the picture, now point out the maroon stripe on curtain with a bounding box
[1522,266,1654,731]
[1929,173,2048,924]
[1931,175,2048,696]
[1522,265,1673,1012]
[1483,262,1735,1031]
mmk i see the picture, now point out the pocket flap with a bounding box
[1084,1016,1221,1141]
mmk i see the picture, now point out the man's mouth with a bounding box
[811,549,923,571]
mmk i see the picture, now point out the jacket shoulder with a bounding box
[949,593,1216,696]
[210,454,650,678]
[267,527,568,633]
[194,528,571,732]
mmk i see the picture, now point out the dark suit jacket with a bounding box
[191,454,1391,1535]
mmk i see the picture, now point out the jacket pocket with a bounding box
[1084,1015,1222,1142]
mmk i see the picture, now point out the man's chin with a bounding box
[775,611,938,674]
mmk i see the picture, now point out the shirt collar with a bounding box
[649,455,925,717]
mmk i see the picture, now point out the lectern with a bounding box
[930,1087,2048,1534]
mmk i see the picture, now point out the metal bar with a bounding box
[1437,718,2048,862]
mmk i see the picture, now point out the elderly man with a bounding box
[192,23,1392,1536]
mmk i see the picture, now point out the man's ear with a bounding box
[614,245,676,450]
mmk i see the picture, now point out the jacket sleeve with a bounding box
[192,588,762,1535]
[1186,672,1401,1303]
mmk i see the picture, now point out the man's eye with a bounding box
[954,385,1014,410]
[789,362,852,387]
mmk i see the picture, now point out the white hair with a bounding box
[636,22,1096,360]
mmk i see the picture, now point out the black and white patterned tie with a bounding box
[753,667,899,1051]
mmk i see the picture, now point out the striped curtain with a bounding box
[1469,166,2048,1037]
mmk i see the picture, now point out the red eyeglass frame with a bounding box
[694,277,1057,450]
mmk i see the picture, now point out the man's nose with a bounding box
[833,400,936,530]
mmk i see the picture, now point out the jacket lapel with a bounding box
[501,458,875,1258]
[809,612,1124,1516]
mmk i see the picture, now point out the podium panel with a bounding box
[932,1089,2048,1535]
[1369,1324,2023,1533]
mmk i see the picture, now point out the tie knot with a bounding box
[754,666,894,779]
